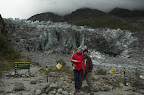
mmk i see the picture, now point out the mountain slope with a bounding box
[0,15,20,61]
[109,8,144,52]
[28,8,138,32]
[28,12,62,22]
[109,8,144,18]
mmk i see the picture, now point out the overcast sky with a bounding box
[0,0,144,19]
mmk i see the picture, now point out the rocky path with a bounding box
[0,63,144,95]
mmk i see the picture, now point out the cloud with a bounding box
[0,0,144,19]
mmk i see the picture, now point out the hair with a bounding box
[78,48,83,51]
[83,49,88,53]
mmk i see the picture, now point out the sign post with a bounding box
[46,66,48,83]
[14,62,30,74]
[109,68,115,75]
[124,67,126,86]
[109,68,115,89]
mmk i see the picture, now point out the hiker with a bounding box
[71,48,85,94]
[83,49,93,91]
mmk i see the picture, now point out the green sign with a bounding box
[15,62,30,73]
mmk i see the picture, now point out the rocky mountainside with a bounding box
[109,8,144,31]
[63,8,106,21]
[109,8,144,52]
[28,8,137,32]
[109,8,144,18]
[0,15,18,61]
[28,12,62,22]
[4,18,138,56]
[0,14,5,34]
[4,18,144,73]
[28,8,106,22]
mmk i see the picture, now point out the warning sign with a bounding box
[109,68,115,74]
[56,63,62,69]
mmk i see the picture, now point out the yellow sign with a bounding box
[109,68,115,74]
[56,63,62,69]
[46,68,48,71]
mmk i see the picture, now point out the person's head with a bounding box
[77,48,82,54]
[83,49,88,55]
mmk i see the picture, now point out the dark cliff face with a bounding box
[0,14,5,34]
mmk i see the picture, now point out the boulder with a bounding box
[62,91,69,95]
[102,85,111,91]
[0,88,4,93]
[49,83,58,88]
[137,90,144,94]
[8,94,16,95]
[13,83,25,91]
[30,79,37,84]
[49,90,56,94]
[57,88,63,94]
[122,86,135,91]
[35,89,42,95]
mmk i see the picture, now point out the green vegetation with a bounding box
[39,66,73,77]
[39,59,73,77]
[127,69,144,89]
[0,32,20,78]
[96,68,107,75]
[50,67,73,76]
[103,75,123,88]
[68,15,139,32]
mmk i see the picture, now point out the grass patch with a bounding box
[95,68,107,75]
[127,69,144,89]
[67,15,139,32]
[103,75,124,88]
[49,66,73,77]
[39,66,73,77]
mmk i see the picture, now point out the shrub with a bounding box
[45,66,73,77]
[95,68,107,75]
[0,32,21,78]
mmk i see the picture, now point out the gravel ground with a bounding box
[22,50,144,76]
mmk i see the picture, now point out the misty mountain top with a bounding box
[1,0,144,19]
[28,8,139,32]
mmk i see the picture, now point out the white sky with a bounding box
[0,0,144,19]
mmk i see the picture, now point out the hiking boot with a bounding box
[90,92,94,95]
[74,89,78,95]
[74,91,78,95]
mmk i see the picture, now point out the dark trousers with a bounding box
[74,70,82,90]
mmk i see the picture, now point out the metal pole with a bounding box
[46,66,48,83]
[124,67,126,86]
[15,63,17,74]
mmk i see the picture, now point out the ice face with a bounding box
[4,18,138,56]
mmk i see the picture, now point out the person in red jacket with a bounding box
[71,48,85,94]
